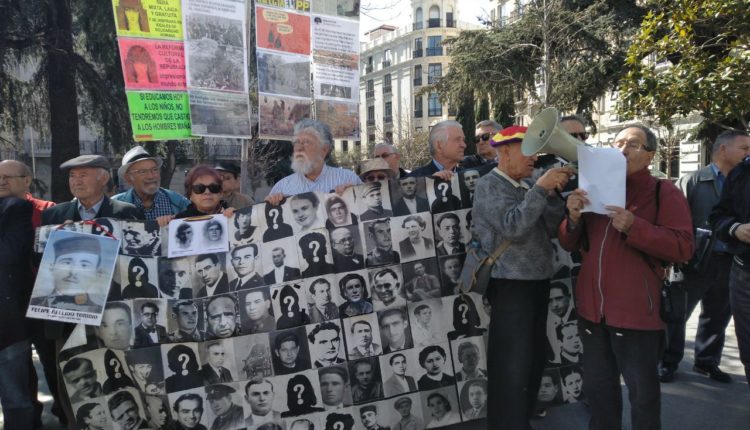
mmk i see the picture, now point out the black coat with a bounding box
[407,161,440,178]
[0,197,34,350]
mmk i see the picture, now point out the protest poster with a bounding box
[257,0,311,13]
[118,38,187,91]
[112,0,184,40]
[256,6,312,56]
[126,91,193,141]
[27,230,120,326]
[41,173,584,429]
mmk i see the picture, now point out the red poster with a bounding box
[255,6,311,56]
[118,38,187,90]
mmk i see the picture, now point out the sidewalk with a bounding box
[17,307,750,429]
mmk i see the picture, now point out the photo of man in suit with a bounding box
[158,257,193,299]
[108,389,148,430]
[243,378,283,428]
[134,301,168,347]
[379,308,413,353]
[308,278,340,323]
[271,329,311,375]
[392,176,429,216]
[434,213,465,256]
[359,182,393,221]
[330,226,365,272]
[384,353,417,397]
[455,341,487,381]
[228,244,264,291]
[206,384,244,430]
[404,261,441,301]
[460,380,487,420]
[168,300,204,342]
[365,219,400,266]
[204,295,240,340]
[308,321,346,367]
[347,319,382,359]
[319,366,351,410]
[96,302,133,350]
[263,247,301,284]
[172,393,206,430]
[194,253,229,297]
[199,341,234,384]
[240,289,276,334]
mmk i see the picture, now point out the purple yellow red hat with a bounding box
[490,126,528,147]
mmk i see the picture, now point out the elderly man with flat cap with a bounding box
[113,146,189,223]
[206,384,244,430]
[214,161,254,210]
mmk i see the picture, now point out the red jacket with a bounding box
[26,192,55,229]
[558,169,694,330]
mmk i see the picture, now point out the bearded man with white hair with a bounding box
[265,119,361,205]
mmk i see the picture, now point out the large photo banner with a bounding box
[39,176,582,430]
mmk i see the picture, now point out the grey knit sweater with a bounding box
[471,169,565,280]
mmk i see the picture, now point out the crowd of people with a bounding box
[0,116,749,430]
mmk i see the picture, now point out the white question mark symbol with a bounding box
[283,295,295,318]
[438,182,449,202]
[308,240,321,263]
[133,265,145,287]
[269,208,280,229]
[109,358,122,378]
[458,303,469,324]
[177,353,190,376]
[333,422,345,430]
[293,383,305,405]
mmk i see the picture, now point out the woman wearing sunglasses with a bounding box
[174,165,236,219]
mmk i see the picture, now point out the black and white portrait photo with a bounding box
[101,348,135,394]
[203,382,246,430]
[241,377,285,428]
[192,253,230,297]
[202,218,226,246]
[161,343,203,393]
[28,231,120,324]
[393,214,436,262]
[262,238,302,285]
[348,357,383,404]
[73,399,111,430]
[289,192,327,234]
[107,387,150,430]
[402,259,442,301]
[324,192,358,228]
[343,314,382,360]
[552,321,583,366]
[121,220,162,257]
[329,225,365,272]
[379,350,420,398]
[426,177,462,214]
[536,368,563,407]
[459,168,481,207]
[142,393,172,430]
[438,255,465,296]
[238,287,276,334]
[458,379,487,421]
[270,327,312,375]
[415,344,455,391]
[369,266,407,310]
[296,229,335,278]
[391,176,430,216]
[272,283,311,329]
[560,365,584,404]
[307,320,346,367]
[203,293,241,340]
[167,388,209,430]
[389,394,425,430]
[124,346,165,394]
[546,280,578,363]
[120,256,159,299]
[133,299,169,347]
[157,257,194,299]
[322,410,356,430]
[452,337,488,382]
[306,276,342,323]
[357,403,392,430]
[336,271,373,317]
[229,206,260,246]
[420,387,460,428]
[169,221,196,257]
[377,307,413,354]
[262,201,295,242]
[444,294,487,341]
[227,243,265,291]
[433,213,466,257]
[233,333,273,380]
[357,181,393,221]
[318,365,352,409]
[168,216,228,258]
[95,302,134,350]
[408,299,446,348]
[60,351,106,405]
[198,339,238,385]
[363,219,401,267]
[167,299,205,343]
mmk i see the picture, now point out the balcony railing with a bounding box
[428,75,441,84]
[413,78,422,86]
[366,90,375,98]
[428,18,441,28]
[414,110,423,118]
[413,21,423,30]
[367,119,375,126]
[426,47,443,56]
[413,49,423,58]
[446,19,455,27]
[384,116,392,124]
[383,85,392,94]
[365,65,373,73]
[382,60,391,68]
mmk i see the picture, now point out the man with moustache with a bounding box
[243,378,283,428]
[228,244,264,290]
[348,320,382,359]
[169,300,204,342]
[266,119,361,204]
[330,227,365,271]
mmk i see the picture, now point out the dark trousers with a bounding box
[485,278,549,430]
[729,260,750,384]
[28,319,63,422]
[579,318,663,430]
[663,253,733,367]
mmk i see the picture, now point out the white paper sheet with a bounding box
[578,146,626,214]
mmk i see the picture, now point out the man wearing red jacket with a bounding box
[559,124,694,430]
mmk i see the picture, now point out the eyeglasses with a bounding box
[473,133,491,144]
[365,174,389,182]
[129,167,160,176]
[0,175,27,182]
[191,183,222,194]
[569,132,589,140]
[333,237,354,245]
[610,140,646,152]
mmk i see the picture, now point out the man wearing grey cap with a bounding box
[30,235,104,313]
[214,161,254,210]
[206,384,244,430]
[112,146,189,222]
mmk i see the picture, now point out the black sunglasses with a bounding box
[473,133,491,144]
[191,183,222,194]
[570,132,589,140]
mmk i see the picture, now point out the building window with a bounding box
[366,79,374,98]
[367,106,375,126]
[341,140,349,153]
[414,7,423,29]
[428,93,442,116]
[383,49,392,68]
[428,5,441,27]
[368,134,376,144]
[383,74,392,94]
[414,95,423,117]
[428,63,442,84]
[385,131,393,143]
[414,37,423,58]
[427,36,443,56]
[384,101,393,123]
[446,11,454,27]
[414,65,422,86]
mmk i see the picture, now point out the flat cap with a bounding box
[60,155,111,171]
[206,384,236,400]
[394,397,412,408]
[359,404,377,415]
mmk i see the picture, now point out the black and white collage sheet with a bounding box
[39,172,582,430]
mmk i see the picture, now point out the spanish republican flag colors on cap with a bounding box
[490,126,528,147]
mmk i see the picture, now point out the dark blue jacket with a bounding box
[711,156,750,260]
